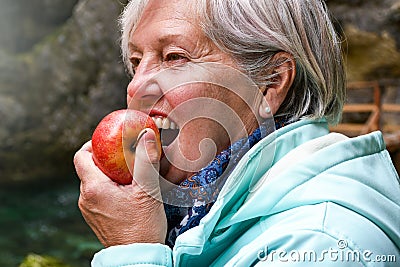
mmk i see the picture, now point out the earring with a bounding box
[259,104,272,119]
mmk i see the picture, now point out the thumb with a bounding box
[133,128,162,201]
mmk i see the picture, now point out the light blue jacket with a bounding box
[92,119,400,266]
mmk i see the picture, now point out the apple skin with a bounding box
[91,109,161,185]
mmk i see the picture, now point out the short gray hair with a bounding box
[120,0,345,125]
[119,0,148,76]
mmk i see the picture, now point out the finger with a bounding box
[73,140,92,176]
[81,140,92,152]
[74,140,111,185]
[133,128,162,200]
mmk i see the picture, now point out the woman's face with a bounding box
[126,0,261,184]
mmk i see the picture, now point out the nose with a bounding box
[127,61,163,108]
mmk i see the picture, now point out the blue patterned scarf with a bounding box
[164,117,290,247]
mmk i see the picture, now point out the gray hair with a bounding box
[120,0,345,125]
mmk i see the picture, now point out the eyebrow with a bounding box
[129,33,190,53]
[158,33,185,45]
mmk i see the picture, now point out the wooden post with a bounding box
[373,82,381,132]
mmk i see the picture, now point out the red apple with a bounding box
[91,109,161,185]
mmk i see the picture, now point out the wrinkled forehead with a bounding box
[120,0,203,74]
[130,0,199,34]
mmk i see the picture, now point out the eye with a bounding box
[129,57,141,74]
[164,53,188,64]
[166,53,184,61]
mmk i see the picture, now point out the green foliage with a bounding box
[0,181,100,267]
[19,254,71,267]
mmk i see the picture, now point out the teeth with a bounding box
[155,117,163,128]
[152,116,179,130]
[162,118,170,129]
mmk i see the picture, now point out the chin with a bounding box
[159,156,194,185]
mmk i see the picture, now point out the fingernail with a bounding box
[143,129,159,161]
[133,129,148,148]
[143,128,156,143]
[137,129,148,141]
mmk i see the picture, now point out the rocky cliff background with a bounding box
[0,0,129,183]
[0,0,399,184]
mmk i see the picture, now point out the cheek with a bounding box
[179,118,228,154]
[167,84,255,138]
[165,118,229,174]
[164,84,205,107]
[164,84,225,120]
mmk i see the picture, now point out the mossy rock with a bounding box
[19,254,71,267]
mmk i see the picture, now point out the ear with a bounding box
[259,52,296,118]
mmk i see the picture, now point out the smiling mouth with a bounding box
[151,116,179,146]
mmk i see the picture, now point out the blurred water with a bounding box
[0,178,102,266]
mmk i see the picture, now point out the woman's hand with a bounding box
[73,129,167,247]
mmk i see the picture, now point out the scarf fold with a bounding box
[164,117,288,247]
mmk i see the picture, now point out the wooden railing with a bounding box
[330,81,400,152]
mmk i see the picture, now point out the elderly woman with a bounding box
[74,0,400,266]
